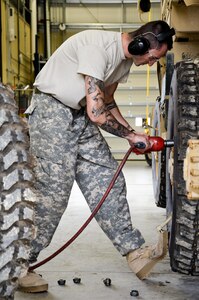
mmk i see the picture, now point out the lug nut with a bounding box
[103,278,111,286]
[73,277,81,284]
[130,290,139,297]
[57,279,66,286]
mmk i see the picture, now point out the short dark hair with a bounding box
[130,20,174,50]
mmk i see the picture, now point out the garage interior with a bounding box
[0,1,199,300]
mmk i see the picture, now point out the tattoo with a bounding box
[126,124,134,131]
[92,94,106,117]
[105,101,117,111]
[92,92,101,102]
[86,76,106,117]
[88,77,105,94]
[100,112,130,138]
[101,122,130,138]
[92,105,106,117]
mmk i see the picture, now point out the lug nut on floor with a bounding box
[57,279,66,286]
[130,289,139,296]
[73,277,81,284]
[103,278,111,286]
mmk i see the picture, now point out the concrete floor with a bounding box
[15,161,199,300]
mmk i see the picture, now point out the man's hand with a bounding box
[127,131,151,153]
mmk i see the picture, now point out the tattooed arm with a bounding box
[85,75,150,150]
[85,75,133,138]
[105,100,134,132]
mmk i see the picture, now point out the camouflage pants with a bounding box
[27,93,145,263]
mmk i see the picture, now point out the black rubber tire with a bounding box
[0,84,35,299]
[152,99,167,208]
[169,60,199,275]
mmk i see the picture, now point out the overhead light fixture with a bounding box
[139,0,151,13]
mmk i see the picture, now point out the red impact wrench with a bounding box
[132,136,174,154]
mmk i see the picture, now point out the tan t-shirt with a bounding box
[34,30,133,109]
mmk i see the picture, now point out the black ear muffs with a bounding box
[156,28,175,43]
[128,28,175,56]
[128,36,150,55]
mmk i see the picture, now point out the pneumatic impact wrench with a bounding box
[132,136,174,154]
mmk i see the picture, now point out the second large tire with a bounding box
[169,60,199,275]
[0,84,35,299]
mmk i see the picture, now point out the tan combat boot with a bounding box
[127,231,168,280]
[18,271,48,293]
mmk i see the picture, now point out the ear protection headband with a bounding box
[128,27,175,55]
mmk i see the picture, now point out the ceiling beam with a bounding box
[48,0,160,4]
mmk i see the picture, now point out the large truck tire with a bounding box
[0,84,35,299]
[169,60,199,275]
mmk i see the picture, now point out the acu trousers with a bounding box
[26,93,145,263]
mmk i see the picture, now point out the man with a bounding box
[19,20,175,292]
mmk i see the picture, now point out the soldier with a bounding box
[19,20,175,293]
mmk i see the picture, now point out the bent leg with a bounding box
[76,120,145,256]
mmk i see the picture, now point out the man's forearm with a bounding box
[105,100,135,133]
[100,110,134,138]
[105,100,118,111]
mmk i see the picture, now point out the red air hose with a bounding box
[29,146,133,271]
